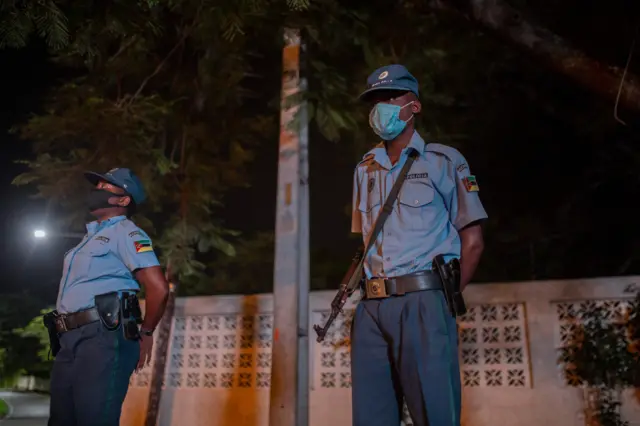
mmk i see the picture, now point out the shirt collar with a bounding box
[86,215,127,234]
[364,130,426,169]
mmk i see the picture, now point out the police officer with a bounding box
[48,168,170,426]
[350,65,487,426]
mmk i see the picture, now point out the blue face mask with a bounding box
[369,101,414,140]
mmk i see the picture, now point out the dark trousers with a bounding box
[48,321,139,426]
[350,290,461,426]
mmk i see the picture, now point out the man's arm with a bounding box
[429,144,488,289]
[458,222,484,291]
[116,225,169,331]
[135,266,169,332]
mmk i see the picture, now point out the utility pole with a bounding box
[269,28,310,426]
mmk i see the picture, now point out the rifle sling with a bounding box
[346,148,420,291]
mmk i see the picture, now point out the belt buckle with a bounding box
[54,316,68,332]
[366,278,388,299]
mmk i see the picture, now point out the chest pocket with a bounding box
[74,243,112,280]
[357,173,382,236]
[398,179,435,230]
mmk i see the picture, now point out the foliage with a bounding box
[0,398,7,418]
[13,308,54,364]
[0,295,53,379]
[560,296,640,426]
[11,0,287,284]
[185,232,276,296]
[6,0,640,291]
[9,0,463,288]
[0,0,68,50]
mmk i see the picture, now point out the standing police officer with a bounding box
[47,168,170,426]
[350,65,487,426]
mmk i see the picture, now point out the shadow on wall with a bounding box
[220,296,260,425]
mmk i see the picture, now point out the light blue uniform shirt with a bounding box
[56,215,160,314]
[351,131,488,279]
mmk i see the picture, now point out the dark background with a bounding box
[2,1,640,309]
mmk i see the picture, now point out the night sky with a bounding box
[0,42,70,304]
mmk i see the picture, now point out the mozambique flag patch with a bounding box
[134,240,153,253]
[463,175,480,192]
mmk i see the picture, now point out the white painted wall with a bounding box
[121,276,640,426]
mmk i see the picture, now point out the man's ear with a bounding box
[117,196,132,207]
[412,100,422,114]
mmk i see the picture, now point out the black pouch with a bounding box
[42,311,61,357]
[121,292,143,324]
[433,255,467,318]
[94,292,122,331]
[120,291,141,341]
[448,258,467,317]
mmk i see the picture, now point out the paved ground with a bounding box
[0,391,49,426]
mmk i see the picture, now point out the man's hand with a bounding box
[137,334,154,371]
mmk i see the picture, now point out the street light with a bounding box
[32,229,85,240]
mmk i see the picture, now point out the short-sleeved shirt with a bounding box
[351,131,488,279]
[56,215,160,313]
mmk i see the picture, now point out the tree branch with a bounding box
[107,36,138,64]
[432,0,640,113]
[124,29,192,107]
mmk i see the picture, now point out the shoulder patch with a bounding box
[134,239,153,253]
[462,175,480,192]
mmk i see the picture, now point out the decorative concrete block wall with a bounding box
[121,277,640,426]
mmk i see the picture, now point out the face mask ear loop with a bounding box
[400,101,415,123]
[400,100,414,109]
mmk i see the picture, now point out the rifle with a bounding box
[313,246,364,342]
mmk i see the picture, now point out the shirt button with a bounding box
[414,200,419,205]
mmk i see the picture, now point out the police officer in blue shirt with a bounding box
[46,168,170,426]
[350,65,487,426]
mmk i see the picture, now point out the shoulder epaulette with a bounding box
[425,142,461,164]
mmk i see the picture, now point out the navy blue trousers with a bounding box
[48,321,139,426]
[350,290,461,426]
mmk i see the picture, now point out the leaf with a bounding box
[11,173,39,186]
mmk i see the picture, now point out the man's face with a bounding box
[95,180,131,208]
[367,90,421,122]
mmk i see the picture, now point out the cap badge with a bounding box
[378,71,389,80]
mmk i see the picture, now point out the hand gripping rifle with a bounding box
[313,246,364,342]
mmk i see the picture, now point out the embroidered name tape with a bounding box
[407,173,428,180]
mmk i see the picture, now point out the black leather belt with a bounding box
[54,308,100,333]
[364,270,442,299]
